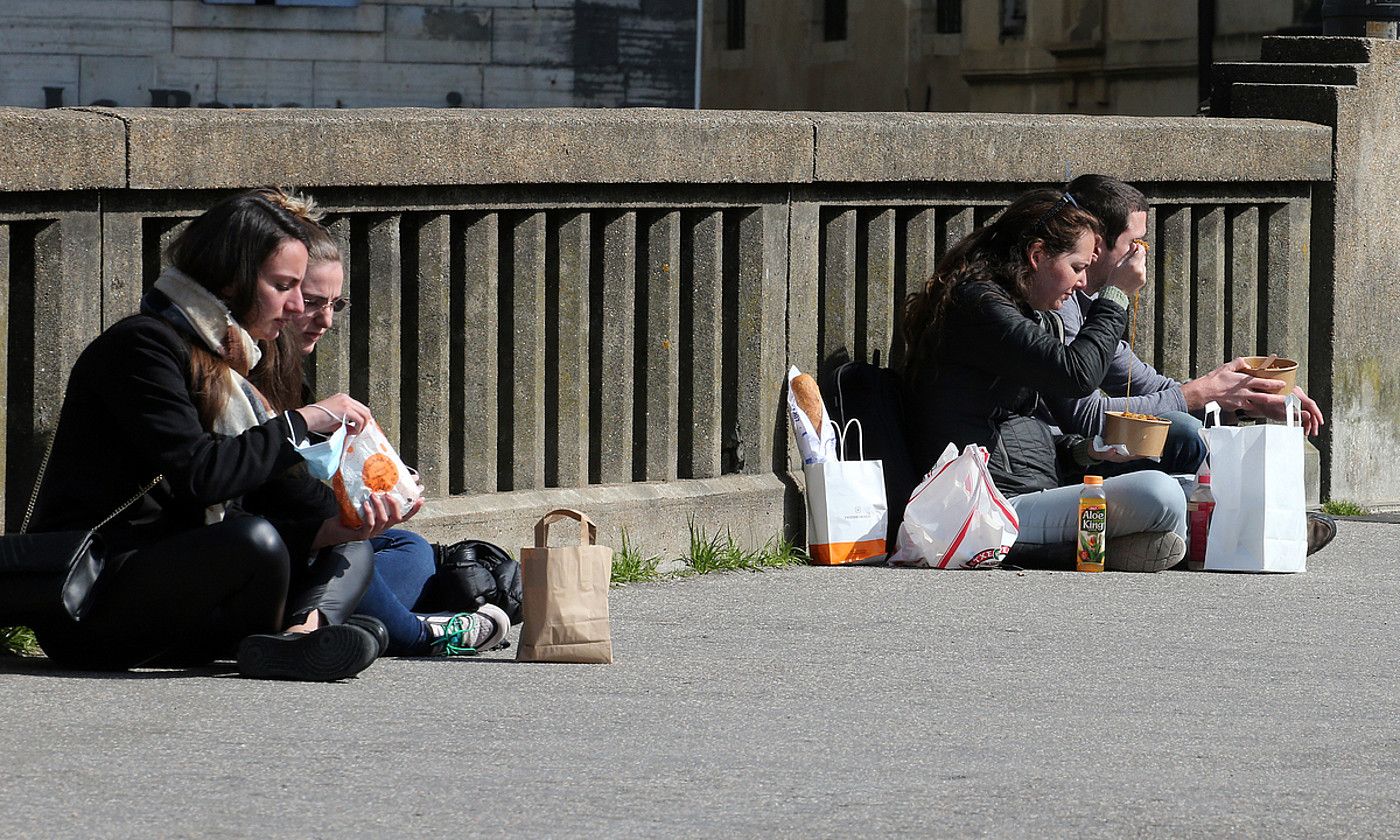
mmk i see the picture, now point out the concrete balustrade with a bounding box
[8,41,1397,557]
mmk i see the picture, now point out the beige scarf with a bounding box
[154,267,274,521]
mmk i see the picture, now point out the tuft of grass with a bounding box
[1322,499,1369,517]
[610,528,664,586]
[609,522,808,586]
[1,626,40,657]
[682,518,807,575]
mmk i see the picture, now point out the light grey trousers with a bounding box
[1008,470,1188,547]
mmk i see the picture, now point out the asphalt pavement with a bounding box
[2,521,1398,838]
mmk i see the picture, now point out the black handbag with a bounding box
[0,441,160,625]
[418,539,524,625]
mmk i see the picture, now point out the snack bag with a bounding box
[332,419,421,528]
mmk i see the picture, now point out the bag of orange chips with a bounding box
[331,419,422,529]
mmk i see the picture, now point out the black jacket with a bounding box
[904,280,1128,496]
[29,314,318,556]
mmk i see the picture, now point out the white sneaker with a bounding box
[1106,531,1186,573]
[423,604,510,656]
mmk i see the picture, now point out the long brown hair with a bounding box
[900,189,1102,380]
[165,188,321,428]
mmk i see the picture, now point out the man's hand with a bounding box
[1248,385,1325,437]
[1105,240,1148,296]
[1180,358,1288,413]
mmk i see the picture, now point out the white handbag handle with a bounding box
[839,418,865,461]
[1285,394,1300,428]
[1204,401,1222,428]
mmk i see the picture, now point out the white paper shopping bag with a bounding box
[1202,398,1307,573]
[804,420,888,565]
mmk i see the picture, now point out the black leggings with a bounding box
[35,517,373,670]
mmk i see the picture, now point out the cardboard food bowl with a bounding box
[1242,355,1299,392]
[1103,411,1171,458]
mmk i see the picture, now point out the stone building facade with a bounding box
[0,0,697,109]
[702,0,1321,114]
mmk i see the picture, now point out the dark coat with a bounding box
[29,314,317,557]
[904,279,1128,496]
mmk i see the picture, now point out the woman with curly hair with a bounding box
[901,188,1186,571]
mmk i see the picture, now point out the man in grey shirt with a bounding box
[1045,175,1326,476]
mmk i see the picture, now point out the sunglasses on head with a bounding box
[1032,192,1081,232]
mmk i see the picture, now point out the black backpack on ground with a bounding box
[826,359,919,548]
[417,539,524,625]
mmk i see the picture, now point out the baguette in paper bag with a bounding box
[786,365,838,464]
[332,419,421,528]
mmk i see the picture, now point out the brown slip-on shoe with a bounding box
[1306,512,1338,556]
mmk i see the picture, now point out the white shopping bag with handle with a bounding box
[1202,397,1307,573]
[804,419,888,565]
[889,443,1019,569]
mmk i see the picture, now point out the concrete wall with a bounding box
[0,103,1341,560]
[0,0,695,110]
[1217,37,1400,505]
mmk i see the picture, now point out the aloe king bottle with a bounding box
[1077,476,1107,573]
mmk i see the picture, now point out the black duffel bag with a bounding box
[418,539,523,625]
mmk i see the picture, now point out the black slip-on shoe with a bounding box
[346,615,389,658]
[1306,511,1338,556]
[236,624,378,682]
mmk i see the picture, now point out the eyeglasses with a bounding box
[302,295,350,314]
[1032,192,1081,232]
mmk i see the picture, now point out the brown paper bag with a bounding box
[516,508,614,664]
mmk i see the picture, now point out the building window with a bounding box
[203,0,360,7]
[936,0,962,34]
[1000,0,1026,40]
[726,0,746,50]
[824,0,848,41]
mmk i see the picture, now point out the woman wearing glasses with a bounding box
[27,188,389,679]
[249,215,510,657]
[901,189,1186,571]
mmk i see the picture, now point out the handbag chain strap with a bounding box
[20,435,162,535]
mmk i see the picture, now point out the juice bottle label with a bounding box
[1077,502,1106,570]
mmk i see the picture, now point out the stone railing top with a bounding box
[0,106,1333,192]
[0,108,126,191]
[807,112,1333,183]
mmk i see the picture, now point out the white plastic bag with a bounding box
[889,443,1019,569]
[1201,398,1306,573]
[332,419,421,529]
[804,419,888,565]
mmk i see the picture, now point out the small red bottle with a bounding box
[1187,474,1215,571]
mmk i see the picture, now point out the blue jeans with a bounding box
[357,529,436,654]
[1007,471,1188,565]
[1097,410,1206,477]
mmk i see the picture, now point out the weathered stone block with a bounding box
[809,113,1333,184]
[109,108,812,188]
[489,9,574,66]
[385,5,491,65]
[312,60,482,108]
[0,54,78,109]
[0,108,124,191]
[215,58,314,108]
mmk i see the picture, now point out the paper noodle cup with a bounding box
[1242,356,1299,392]
[1103,411,1171,458]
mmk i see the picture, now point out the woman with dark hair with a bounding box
[26,188,404,679]
[902,188,1187,571]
